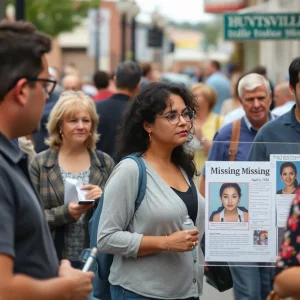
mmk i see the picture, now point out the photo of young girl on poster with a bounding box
[210,183,249,223]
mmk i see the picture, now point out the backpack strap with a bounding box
[121,154,147,211]
[229,119,241,161]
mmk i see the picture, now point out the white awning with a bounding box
[237,0,299,14]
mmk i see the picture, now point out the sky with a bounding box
[135,0,215,24]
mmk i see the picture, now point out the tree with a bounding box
[5,0,100,36]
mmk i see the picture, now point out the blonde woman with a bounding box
[190,83,223,186]
[30,91,115,267]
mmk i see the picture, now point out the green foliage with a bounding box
[5,0,100,36]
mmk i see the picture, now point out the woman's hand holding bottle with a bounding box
[166,228,199,252]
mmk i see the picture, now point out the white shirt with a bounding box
[272,101,295,117]
[222,106,245,127]
[219,207,245,222]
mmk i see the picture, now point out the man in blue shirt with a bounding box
[248,57,300,161]
[205,60,231,114]
[200,73,274,300]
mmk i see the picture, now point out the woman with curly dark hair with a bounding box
[97,82,205,300]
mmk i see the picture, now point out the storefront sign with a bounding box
[224,13,300,40]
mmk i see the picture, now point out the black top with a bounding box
[171,186,197,224]
[96,93,130,159]
[0,132,59,279]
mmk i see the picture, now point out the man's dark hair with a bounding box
[210,60,221,71]
[115,60,142,90]
[93,70,109,89]
[289,57,300,92]
[251,65,267,76]
[0,21,51,101]
[115,82,196,177]
[140,62,152,77]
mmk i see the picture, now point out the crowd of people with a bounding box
[1,19,300,300]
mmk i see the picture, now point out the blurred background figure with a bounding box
[49,66,62,93]
[220,73,242,116]
[62,63,80,77]
[140,62,154,87]
[62,74,82,92]
[32,67,61,153]
[96,60,142,159]
[108,71,117,93]
[190,83,223,187]
[93,70,114,101]
[204,60,231,114]
[191,66,204,84]
[225,62,240,80]
[272,81,295,116]
[81,74,97,98]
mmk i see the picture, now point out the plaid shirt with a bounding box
[30,148,115,257]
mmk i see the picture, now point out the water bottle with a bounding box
[183,215,197,258]
[183,215,194,230]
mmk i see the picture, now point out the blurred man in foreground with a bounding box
[0,20,93,299]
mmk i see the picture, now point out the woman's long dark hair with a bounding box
[280,162,298,188]
[115,82,196,177]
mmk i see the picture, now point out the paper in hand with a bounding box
[64,178,93,204]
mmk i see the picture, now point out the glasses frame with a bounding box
[26,76,57,95]
[5,76,57,96]
[157,109,195,125]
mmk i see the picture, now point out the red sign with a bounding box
[204,0,246,13]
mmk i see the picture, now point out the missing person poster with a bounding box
[270,154,300,228]
[205,161,276,263]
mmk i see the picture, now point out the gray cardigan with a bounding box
[97,158,205,299]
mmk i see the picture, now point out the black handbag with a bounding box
[204,262,233,292]
[201,235,233,292]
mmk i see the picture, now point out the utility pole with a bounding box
[95,7,100,71]
[121,13,126,62]
[15,0,25,20]
[131,17,136,61]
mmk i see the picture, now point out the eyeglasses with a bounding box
[157,109,195,125]
[26,77,57,95]
[6,76,57,96]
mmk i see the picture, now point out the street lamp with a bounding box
[116,0,131,62]
[150,10,167,65]
[127,1,140,61]
[116,0,140,62]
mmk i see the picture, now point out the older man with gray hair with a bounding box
[200,73,275,300]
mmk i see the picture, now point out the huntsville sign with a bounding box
[224,13,300,40]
